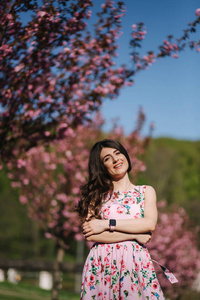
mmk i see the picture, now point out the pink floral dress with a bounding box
[81,186,165,300]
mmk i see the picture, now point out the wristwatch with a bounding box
[109,219,116,232]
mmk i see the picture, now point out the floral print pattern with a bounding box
[81,186,165,299]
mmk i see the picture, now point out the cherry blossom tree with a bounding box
[148,200,200,299]
[1,0,200,163]
[0,0,131,162]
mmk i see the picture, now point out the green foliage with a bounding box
[0,167,55,259]
[139,137,200,227]
[0,281,80,300]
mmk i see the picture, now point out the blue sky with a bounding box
[94,0,200,140]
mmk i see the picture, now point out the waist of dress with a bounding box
[92,240,145,248]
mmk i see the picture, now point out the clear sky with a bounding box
[94,0,200,140]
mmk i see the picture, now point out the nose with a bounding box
[112,154,119,163]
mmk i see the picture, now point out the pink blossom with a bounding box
[7,14,13,20]
[28,84,33,90]
[17,159,27,168]
[56,193,68,202]
[48,164,56,170]
[23,178,29,185]
[124,81,134,86]
[51,200,57,206]
[28,46,34,53]
[164,40,170,46]
[173,43,179,51]
[14,63,25,72]
[132,24,137,30]
[87,10,92,18]
[45,232,52,239]
[143,55,150,62]
[172,54,179,58]
[139,30,146,36]
[195,8,200,16]
[140,165,146,172]
[37,11,47,17]
[19,195,28,204]
[0,45,12,55]
[64,47,70,52]
[44,131,51,136]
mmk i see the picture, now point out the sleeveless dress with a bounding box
[81,185,165,300]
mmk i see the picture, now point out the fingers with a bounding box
[82,222,92,236]
[146,235,152,244]
[83,228,93,237]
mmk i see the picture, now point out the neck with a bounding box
[112,173,134,192]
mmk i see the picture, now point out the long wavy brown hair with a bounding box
[77,139,132,221]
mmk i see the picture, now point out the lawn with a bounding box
[0,281,80,300]
[1,280,200,300]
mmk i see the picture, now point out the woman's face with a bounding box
[100,147,129,180]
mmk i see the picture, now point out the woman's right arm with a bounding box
[85,231,151,244]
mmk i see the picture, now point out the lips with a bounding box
[114,162,123,169]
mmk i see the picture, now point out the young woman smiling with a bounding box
[77,139,166,300]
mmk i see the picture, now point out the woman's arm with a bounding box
[82,186,157,237]
[86,231,152,244]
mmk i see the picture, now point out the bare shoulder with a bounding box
[145,185,156,194]
[144,185,157,201]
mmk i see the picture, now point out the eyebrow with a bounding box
[102,149,119,161]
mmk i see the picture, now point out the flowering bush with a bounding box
[148,200,200,298]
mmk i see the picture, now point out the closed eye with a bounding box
[104,156,110,162]
[102,150,121,163]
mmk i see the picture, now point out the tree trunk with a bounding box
[75,240,84,293]
[32,220,40,257]
[51,244,65,300]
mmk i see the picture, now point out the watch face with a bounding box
[110,219,116,226]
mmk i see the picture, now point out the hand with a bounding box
[82,218,109,237]
[134,233,152,244]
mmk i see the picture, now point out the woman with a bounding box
[77,139,165,300]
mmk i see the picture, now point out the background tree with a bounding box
[0,0,199,163]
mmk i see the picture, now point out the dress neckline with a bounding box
[113,186,139,194]
[102,186,142,204]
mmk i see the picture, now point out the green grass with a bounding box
[0,281,80,300]
[2,280,199,300]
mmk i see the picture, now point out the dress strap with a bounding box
[152,259,178,284]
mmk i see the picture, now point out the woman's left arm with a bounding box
[82,186,158,237]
